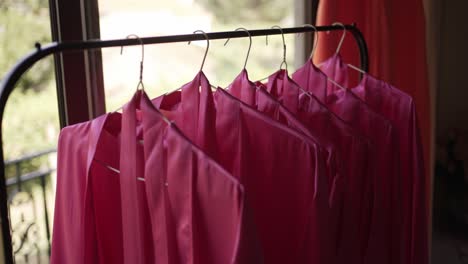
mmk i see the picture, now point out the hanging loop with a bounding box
[120,34,145,91]
[266,25,288,70]
[188,30,210,72]
[332,22,347,54]
[224,27,252,69]
[301,24,319,59]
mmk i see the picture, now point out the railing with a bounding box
[5,148,56,264]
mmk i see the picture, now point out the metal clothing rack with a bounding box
[0,23,368,262]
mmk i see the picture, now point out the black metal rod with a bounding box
[5,149,56,167]
[15,163,21,192]
[0,24,368,262]
[349,23,369,78]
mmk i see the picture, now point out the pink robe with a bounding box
[267,69,376,264]
[293,61,402,264]
[228,69,338,264]
[315,5,431,236]
[154,71,328,263]
[51,114,125,264]
[320,54,428,264]
[51,90,261,263]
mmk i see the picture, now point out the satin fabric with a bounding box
[119,99,154,263]
[51,91,261,263]
[153,71,327,263]
[320,54,428,264]
[51,114,125,264]
[227,69,337,264]
[266,68,376,264]
[315,2,431,207]
[292,60,401,264]
[327,90,400,264]
[228,70,339,193]
[124,91,262,263]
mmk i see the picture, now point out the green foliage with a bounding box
[1,0,59,163]
[3,82,59,162]
[0,0,53,92]
[195,0,290,24]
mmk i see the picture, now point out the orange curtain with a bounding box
[315,0,431,209]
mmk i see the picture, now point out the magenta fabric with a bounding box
[325,89,401,264]
[293,60,401,264]
[124,91,262,263]
[52,66,419,263]
[51,114,126,264]
[228,69,338,264]
[228,70,339,199]
[51,90,260,263]
[315,4,432,232]
[51,118,92,263]
[320,55,428,264]
[91,116,128,264]
[267,68,376,264]
[119,93,154,263]
[154,71,328,263]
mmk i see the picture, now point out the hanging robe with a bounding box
[153,72,328,263]
[52,90,261,263]
[266,68,376,264]
[315,7,431,235]
[228,69,338,264]
[123,91,262,263]
[319,54,428,264]
[51,114,125,264]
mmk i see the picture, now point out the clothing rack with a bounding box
[0,23,368,262]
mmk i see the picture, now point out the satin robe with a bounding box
[51,91,261,263]
[320,54,428,264]
[51,114,125,264]
[228,69,337,264]
[124,91,262,263]
[154,72,327,263]
[292,61,401,264]
[266,69,376,264]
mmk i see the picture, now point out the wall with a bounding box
[436,0,468,135]
[428,0,468,263]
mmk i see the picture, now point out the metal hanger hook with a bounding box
[266,25,287,70]
[301,24,319,60]
[332,22,347,54]
[188,30,210,72]
[120,34,145,91]
[224,27,252,69]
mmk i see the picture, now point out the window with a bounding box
[0,1,316,262]
[98,0,298,110]
[1,0,58,262]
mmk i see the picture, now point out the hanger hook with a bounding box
[120,34,145,91]
[332,22,347,54]
[188,30,210,72]
[266,25,287,70]
[301,24,319,60]
[224,27,252,70]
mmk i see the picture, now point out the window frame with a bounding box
[49,0,106,128]
[0,0,318,261]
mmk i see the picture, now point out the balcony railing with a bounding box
[5,148,56,264]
